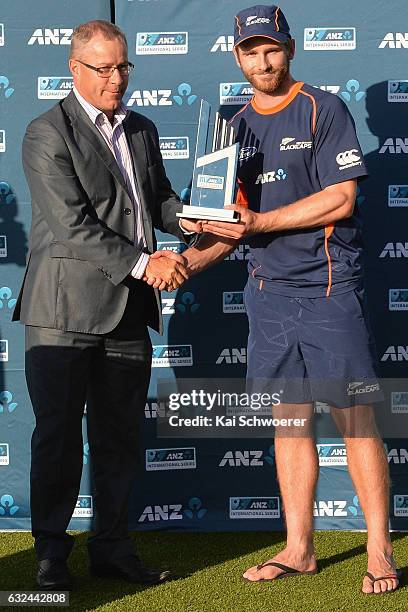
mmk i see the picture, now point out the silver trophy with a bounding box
[177,100,240,223]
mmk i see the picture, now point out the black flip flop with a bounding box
[363,569,403,594]
[243,560,318,582]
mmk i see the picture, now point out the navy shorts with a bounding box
[244,276,383,408]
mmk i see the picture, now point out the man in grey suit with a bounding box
[14,20,198,590]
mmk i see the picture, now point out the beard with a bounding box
[242,58,290,95]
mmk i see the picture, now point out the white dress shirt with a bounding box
[73,87,149,278]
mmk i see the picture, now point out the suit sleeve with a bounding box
[22,118,142,286]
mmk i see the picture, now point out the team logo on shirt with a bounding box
[255,168,287,184]
[239,146,257,161]
[335,149,362,170]
[280,137,312,151]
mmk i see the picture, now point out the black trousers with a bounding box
[25,289,153,562]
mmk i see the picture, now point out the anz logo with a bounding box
[28,28,72,45]
[210,35,234,52]
[255,168,287,184]
[127,82,197,107]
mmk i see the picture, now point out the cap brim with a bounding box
[234,32,290,48]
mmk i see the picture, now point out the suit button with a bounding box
[124,208,132,215]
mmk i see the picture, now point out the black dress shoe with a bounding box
[90,555,171,584]
[37,558,72,590]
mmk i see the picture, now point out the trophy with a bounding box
[177,100,241,223]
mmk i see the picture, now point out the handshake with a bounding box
[143,249,190,293]
[141,209,254,292]
[142,218,206,292]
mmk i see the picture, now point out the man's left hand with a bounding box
[179,218,204,233]
[201,205,262,239]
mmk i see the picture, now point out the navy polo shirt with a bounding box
[230,81,368,297]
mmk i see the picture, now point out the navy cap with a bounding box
[234,5,291,48]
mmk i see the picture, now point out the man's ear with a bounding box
[232,46,241,69]
[288,38,296,60]
[69,58,79,77]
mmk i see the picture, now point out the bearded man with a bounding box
[183,4,401,595]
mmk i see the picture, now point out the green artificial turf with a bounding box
[0,531,407,611]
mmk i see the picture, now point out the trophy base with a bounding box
[176,205,240,223]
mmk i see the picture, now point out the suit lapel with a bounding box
[124,115,153,249]
[62,92,154,250]
[62,92,128,194]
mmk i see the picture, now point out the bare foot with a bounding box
[243,547,317,582]
[362,549,399,594]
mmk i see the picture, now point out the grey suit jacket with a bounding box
[14,91,188,334]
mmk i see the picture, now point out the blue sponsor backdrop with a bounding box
[1,0,408,532]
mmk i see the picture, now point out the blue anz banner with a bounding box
[0,0,407,532]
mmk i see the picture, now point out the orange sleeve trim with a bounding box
[251,81,304,115]
[236,179,249,208]
[324,224,335,297]
[228,98,253,124]
[275,7,280,31]
[299,89,317,134]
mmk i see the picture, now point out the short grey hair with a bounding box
[70,20,127,58]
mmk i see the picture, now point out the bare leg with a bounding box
[331,405,399,594]
[243,403,318,581]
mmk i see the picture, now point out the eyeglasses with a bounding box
[76,60,134,78]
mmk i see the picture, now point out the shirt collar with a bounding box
[73,87,128,128]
